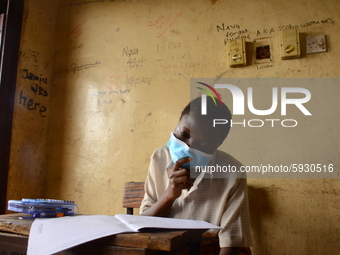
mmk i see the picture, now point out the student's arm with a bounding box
[141,157,192,217]
[219,247,240,255]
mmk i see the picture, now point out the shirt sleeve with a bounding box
[140,158,157,213]
[218,178,252,247]
[140,147,169,213]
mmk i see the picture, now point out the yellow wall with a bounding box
[7,0,340,254]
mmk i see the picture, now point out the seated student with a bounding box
[140,96,252,255]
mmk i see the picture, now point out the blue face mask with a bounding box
[167,132,213,169]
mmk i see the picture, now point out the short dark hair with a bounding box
[180,96,232,142]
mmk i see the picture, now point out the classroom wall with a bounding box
[7,0,340,254]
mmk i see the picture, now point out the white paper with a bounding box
[115,214,221,231]
[27,215,134,255]
[27,214,221,255]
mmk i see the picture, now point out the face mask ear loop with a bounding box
[170,132,190,150]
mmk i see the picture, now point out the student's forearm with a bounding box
[141,192,176,217]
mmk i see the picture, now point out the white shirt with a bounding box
[140,145,252,247]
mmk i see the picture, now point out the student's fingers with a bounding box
[167,159,190,179]
[173,157,191,171]
[169,175,192,189]
[167,158,191,178]
[171,174,188,184]
[170,168,189,178]
[167,168,194,199]
[170,169,193,187]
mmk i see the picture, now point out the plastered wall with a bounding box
[7,0,340,254]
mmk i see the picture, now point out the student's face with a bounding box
[173,113,222,154]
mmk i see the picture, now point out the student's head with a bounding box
[173,96,232,154]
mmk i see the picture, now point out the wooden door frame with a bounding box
[0,0,24,214]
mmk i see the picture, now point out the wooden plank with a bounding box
[62,242,157,255]
[98,229,205,252]
[0,232,28,254]
[122,182,145,208]
[0,213,33,235]
[0,0,24,215]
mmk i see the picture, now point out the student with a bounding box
[140,97,252,255]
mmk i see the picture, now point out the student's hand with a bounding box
[166,157,193,201]
[141,157,192,217]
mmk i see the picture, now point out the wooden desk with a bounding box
[0,214,206,255]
